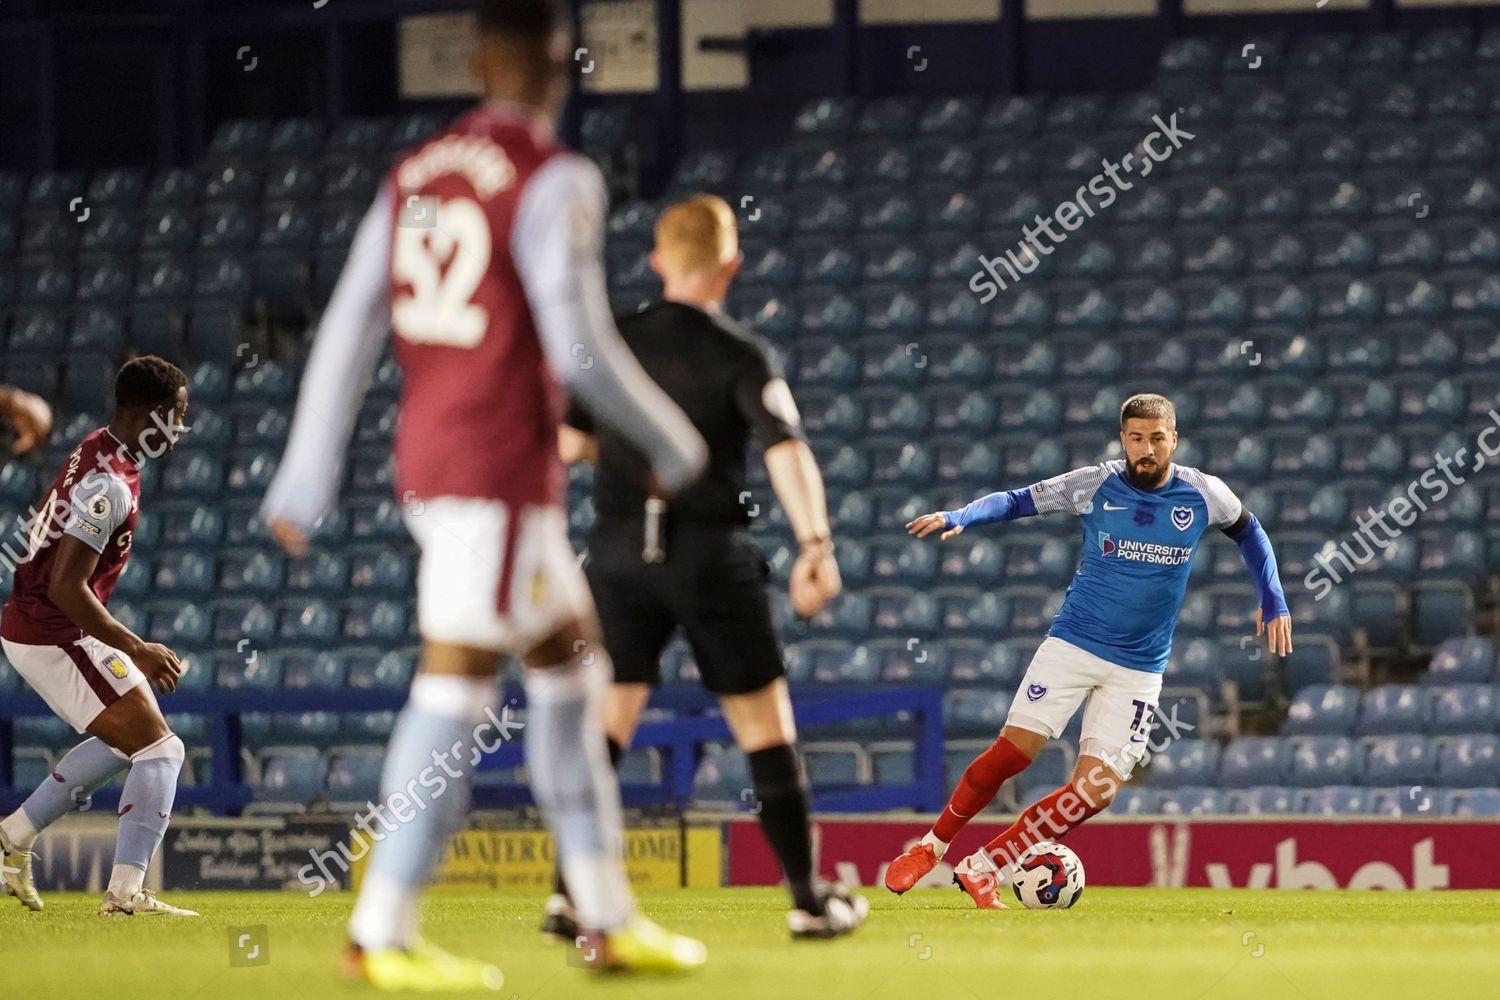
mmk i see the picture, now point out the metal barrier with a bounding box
[0,684,946,815]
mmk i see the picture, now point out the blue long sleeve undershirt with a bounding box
[943,488,1038,530]
[1226,512,1290,621]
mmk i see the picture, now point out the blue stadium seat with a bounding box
[326,747,384,806]
[279,599,340,645]
[1159,786,1228,816]
[345,649,417,690]
[215,649,282,690]
[277,651,345,690]
[1282,685,1359,736]
[1231,786,1298,815]
[1219,737,1290,788]
[1426,636,1496,683]
[944,689,1011,736]
[256,746,327,805]
[1111,787,1159,815]
[693,746,752,807]
[1300,785,1372,815]
[1144,739,1219,789]
[1428,684,1498,735]
[1450,788,1500,817]
[1362,735,1436,786]
[1436,734,1499,787]
[1287,736,1358,786]
[1358,685,1430,735]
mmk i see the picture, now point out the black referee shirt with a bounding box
[565,300,803,525]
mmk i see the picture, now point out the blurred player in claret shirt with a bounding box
[261,0,709,990]
[0,356,196,918]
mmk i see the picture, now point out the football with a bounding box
[1009,842,1086,910]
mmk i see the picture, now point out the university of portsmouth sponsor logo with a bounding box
[1026,682,1047,702]
[1099,533,1194,566]
[1171,505,1194,531]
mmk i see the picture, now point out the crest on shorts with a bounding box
[1171,506,1194,531]
[1026,682,1048,702]
[529,570,547,606]
[105,655,128,679]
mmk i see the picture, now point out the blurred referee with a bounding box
[549,194,867,939]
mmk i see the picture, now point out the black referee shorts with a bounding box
[584,520,786,696]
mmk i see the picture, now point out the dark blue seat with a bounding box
[1300,785,1372,815]
[1436,734,1500,787]
[1362,735,1436,786]
[1282,685,1359,736]
[1426,636,1495,683]
[1159,786,1228,816]
[1219,736,1290,788]
[1144,739,1219,789]
[1231,786,1298,815]
[1287,736,1358,786]
[1358,685,1430,735]
[256,746,327,805]
[1427,684,1499,734]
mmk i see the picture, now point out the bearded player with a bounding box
[262,0,710,989]
[0,356,194,917]
[884,393,1292,907]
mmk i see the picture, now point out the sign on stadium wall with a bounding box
[726,818,1500,890]
[346,824,722,892]
[162,816,354,891]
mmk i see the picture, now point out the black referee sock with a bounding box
[551,736,625,901]
[748,744,823,917]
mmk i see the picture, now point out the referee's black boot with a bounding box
[540,893,580,943]
[787,882,869,940]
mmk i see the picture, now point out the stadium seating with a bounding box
[4,28,1500,816]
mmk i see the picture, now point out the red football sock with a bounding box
[977,783,1106,871]
[932,737,1033,843]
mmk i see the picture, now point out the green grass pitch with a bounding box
[4,888,1498,1000]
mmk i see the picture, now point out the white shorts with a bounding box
[1,634,147,733]
[403,498,592,655]
[1005,636,1164,780]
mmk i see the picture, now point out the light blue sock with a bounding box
[112,734,184,878]
[524,654,634,931]
[18,737,129,837]
[348,675,493,951]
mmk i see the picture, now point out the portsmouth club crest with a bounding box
[1171,505,1195,531]
[1026,682,1048,703]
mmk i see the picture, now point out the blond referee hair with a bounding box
[652,194,739,277]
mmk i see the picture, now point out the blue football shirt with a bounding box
[1027,460,1243,673]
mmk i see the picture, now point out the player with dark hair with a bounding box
[883,393,1293,907]
[263,0,709,989]
[551,194,866,940]
[0,355,193,917]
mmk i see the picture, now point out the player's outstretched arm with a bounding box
[515,155,706,495]
[262,185,395,555]
[908,487,1038,541]
[1224,510,1292,656]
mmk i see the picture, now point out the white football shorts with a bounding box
[2,634,148,733]
[1005,636,1164,780]
[402,497,592,655]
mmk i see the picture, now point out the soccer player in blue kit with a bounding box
[884,393,1293,908]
